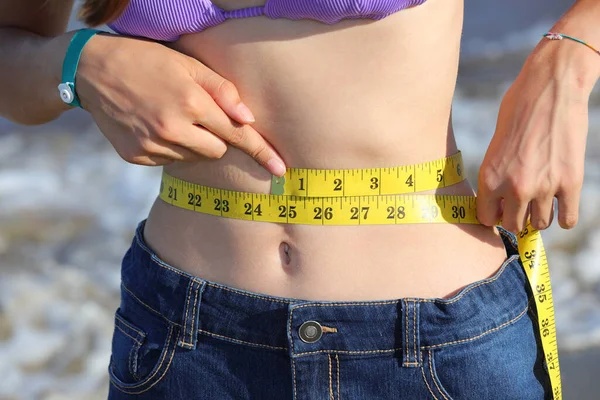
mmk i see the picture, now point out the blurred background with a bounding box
[1,0,599,399]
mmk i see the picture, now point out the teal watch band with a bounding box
[58,28,101,108]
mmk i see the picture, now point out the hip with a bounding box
[107,221,550,399]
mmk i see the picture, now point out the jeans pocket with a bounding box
[111,308,147,382]
[108,292,178,395]
[423,304,549,400]
[421,349,454,400]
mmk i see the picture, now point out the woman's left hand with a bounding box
[476,34,600,233]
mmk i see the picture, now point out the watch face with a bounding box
[58,83,75,104]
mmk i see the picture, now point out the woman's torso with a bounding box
[142,0,508,301]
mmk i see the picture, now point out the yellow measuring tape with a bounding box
[158,151,561,399]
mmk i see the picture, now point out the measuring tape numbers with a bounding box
[518,226,562,399]
[157,151,561,399]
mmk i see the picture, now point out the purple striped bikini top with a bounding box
[107,0,428,42]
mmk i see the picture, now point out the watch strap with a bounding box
[59,28,101,108]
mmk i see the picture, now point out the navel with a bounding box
[279,241,292,266]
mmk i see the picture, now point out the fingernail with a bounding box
[237,103,255,123]
[267,159,286,176]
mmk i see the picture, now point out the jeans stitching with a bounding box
[421,365,440,400]
[115,323,143,346]
[115,313,146,340]
[296,348,401,357]
[294,300,399,309]
[289,307,295,356]
[121,279,528,356]
[204,281,292,303]
[197,328,287,350]
[113,334,176,394]
[121,282,181,327]
[180,279,195,347]
[189,281,200,345]
[292,357,297,400]
[429,350,450,400]
[329,354,334,400]
[413,300,417,364]
[190,295,528,354]
[110,324,176,393]
[336,354,340,400]
[404,300,409,366]
[287,303,297,400]
[421,300,530,350]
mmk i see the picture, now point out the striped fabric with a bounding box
[107,0,428,42]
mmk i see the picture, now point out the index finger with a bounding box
[189,90,287,176]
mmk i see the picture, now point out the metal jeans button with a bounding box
[299,321,322,343]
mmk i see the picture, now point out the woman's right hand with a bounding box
[76,33,287,176]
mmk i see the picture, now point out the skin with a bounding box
[477,0,600,233]
[0,0,598,301]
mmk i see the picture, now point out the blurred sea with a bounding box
[1,0,599,399]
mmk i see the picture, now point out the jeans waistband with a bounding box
[120,220,529,361]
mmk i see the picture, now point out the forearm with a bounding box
[0,28,74,125]
[555,0,600,37]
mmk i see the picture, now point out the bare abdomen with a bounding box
[143,0,508,301]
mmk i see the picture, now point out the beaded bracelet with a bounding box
[543,32,600,56]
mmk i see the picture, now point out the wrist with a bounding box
[77,32,151,111]
[55,29,105,108]
[529,32,600,95]
[542,5,600,93]
[75,31,113,110]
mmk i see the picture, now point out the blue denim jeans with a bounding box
[107,220,551,399]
